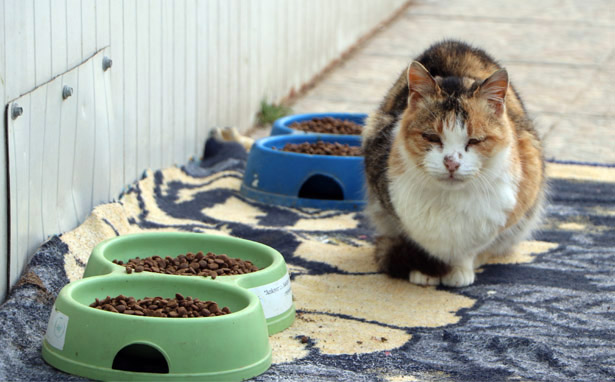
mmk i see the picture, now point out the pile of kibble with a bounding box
[290,117,362,135]
[276,141,362,156]
[89,293,231,318]
[112,251,259,279]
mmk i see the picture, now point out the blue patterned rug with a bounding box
[0,139,613,381]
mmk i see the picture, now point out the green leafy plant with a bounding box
[257,100,292,126]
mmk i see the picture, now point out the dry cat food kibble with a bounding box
[290,117,362,135]
[89,293,231,318]
[275,141,362,156]
[112,251,259,279]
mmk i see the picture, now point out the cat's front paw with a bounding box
[409,270,440,286]
[441,266,475,287]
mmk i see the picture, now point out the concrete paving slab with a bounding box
[363,16,613,66]
[278,0,615,165]
[544,116,615,162]
[506,64,598,115]
[409,0,614,26]
[292,98,378,114]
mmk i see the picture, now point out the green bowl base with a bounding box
[42,341,272,381]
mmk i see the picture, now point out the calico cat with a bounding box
[362,40,546,287]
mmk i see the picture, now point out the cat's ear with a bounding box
[478,69,509,115]
[407,61,439,107]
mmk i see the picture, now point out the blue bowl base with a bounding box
[240,184,365,211]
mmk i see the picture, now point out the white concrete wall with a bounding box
[0,0,409,300]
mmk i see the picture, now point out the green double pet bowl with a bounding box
[42,232,295,381]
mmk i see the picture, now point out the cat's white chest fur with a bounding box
[388,153,518,264]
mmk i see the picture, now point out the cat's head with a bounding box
[398,61,513,188]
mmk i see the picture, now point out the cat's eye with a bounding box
[465,138,485,151]
[422,133,441,144]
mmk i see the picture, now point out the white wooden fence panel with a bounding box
[7,49,114,287]
[0,0,409,299]
[0,0,7,301]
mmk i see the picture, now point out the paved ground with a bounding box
[283,0,614,164]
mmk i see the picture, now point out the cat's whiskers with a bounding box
[402,162,430,212]
[475,172,497,196]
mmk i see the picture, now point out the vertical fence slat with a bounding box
[184,0,197,157]
[95,0,110,50]
[41,78,63,237]
[0,0,7,301]
[34,0,51,87]
[28,85,47,258]
[108,0,125,186]
[227,0,239,126]
[5,0,36,100]
[91,52,111,206]
[104,49,121,200]
[65,0,81,69]
[195,0,209,156]
[160,0,174,166]
[122,0,137,180]
[8,94,31,287]
[81,0,96,58]
[259,0,274,103]
[207,0,219,127]
[56,67,79,233]
[148,0,162,169]
[217,1,229,125]
[248,0,260,124]
[50,0,67,78]
[71,58,96,222]
[135,0,150,171]
[172,0,186,164]
[238,0,250,129]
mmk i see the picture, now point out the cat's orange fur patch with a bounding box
[506,130,543,228]
[463,98,511,157]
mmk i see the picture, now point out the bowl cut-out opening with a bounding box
[298,174,344,200]
[112,343,169,374]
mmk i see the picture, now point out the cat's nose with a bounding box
[444,155,460,173]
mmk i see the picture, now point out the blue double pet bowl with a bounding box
[240,113,367,211]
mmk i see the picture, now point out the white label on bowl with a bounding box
[45,306,69,351]
[249,273,293,319]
